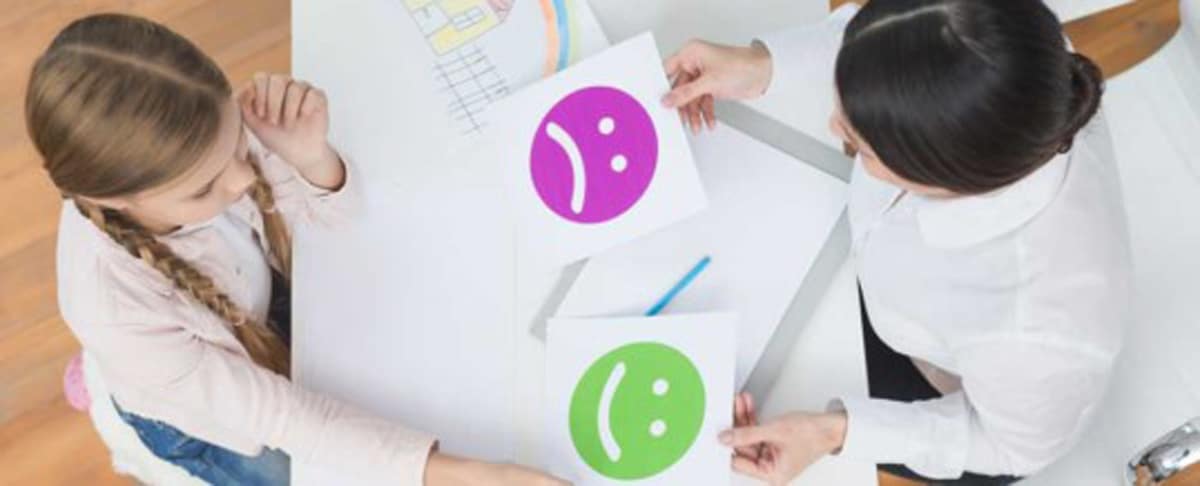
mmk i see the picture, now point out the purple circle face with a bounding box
[530,86,658,224]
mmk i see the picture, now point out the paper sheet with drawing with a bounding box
[292,0,609,192]
[555,125,847,388]
[402,0,610,135]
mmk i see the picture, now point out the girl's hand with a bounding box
[719,409,848,486]
[239,73,343,189]
[661,40,774,134]
[424,453,571,486]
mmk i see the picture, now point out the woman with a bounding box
[669,1,1132,484]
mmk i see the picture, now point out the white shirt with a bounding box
[758,5,1133,478]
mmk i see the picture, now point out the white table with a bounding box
[291,1,1196,484]
[292,1,872,484]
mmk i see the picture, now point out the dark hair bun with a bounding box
[835,0,1108,195]
[1059,53,1104,153]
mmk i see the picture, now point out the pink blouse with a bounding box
[56,140,435,484]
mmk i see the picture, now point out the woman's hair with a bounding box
[835,0,1104,195]
[26,14,291,375]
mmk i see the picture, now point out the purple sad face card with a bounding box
[490,33,706,268]
[530,86,659,224]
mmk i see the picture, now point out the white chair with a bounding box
[1028,0,1200,484]
[1045,0,1133,21]
[82,353,206,485]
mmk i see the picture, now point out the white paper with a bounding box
[556,125,847,388]
[487,33,708,269]
[291,161,518,485]
[733,261,875,486]
[545,313,736,485]
[292,0,610,188]
[403,0,610,136]
[290,1,609,482]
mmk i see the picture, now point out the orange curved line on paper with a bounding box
[539,0,560,76]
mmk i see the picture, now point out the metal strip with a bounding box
[716,101,854,397]
[529,261,585,340]
[716,100,853,182]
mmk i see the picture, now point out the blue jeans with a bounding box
[114,400,290,485]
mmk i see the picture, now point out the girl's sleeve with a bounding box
[251,136,363,229]
[751,4,859,149]
[84,285,436,485]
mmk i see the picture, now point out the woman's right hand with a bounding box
[425,452,570,486]
[661,39,775,133]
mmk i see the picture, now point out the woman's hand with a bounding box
[239,73,344,189]
[732,392,764,462]
[720,401,847,486]
[424,452,571,486]
[661,40,774,134]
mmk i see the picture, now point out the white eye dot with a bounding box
[598,116,615,135]
[653,379,669,396]
[611,155,628,173]
[650,420,667,438]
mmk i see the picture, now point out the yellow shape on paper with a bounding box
[405,0,502,55]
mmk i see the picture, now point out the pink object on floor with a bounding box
[63,353,91,411]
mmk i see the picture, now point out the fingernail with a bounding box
[661,95,674,108]
[718,431,732,444]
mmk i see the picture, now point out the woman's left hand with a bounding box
[720,407,848,486]
[239,73,343,188]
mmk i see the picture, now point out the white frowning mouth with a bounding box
[545,121,587,215]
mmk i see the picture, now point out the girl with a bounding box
[27,13,563,486]
[665,1,1131,484]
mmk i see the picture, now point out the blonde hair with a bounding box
[26,13,291,376]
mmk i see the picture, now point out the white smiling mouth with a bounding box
[545,121,587,215]
[598,361,626,462]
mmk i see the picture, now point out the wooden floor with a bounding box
[0,1,288,484]
[0,1,1179,485]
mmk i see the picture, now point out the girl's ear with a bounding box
[77,194,131,211]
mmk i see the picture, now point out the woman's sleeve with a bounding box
[831,336,1114,478]
[749,4,859,149]
[84,289,436,484]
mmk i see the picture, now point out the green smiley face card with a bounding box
[545,313,737,485]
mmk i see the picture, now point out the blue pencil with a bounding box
[645,256,712,316]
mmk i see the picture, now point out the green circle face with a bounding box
[568,342,705,480]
